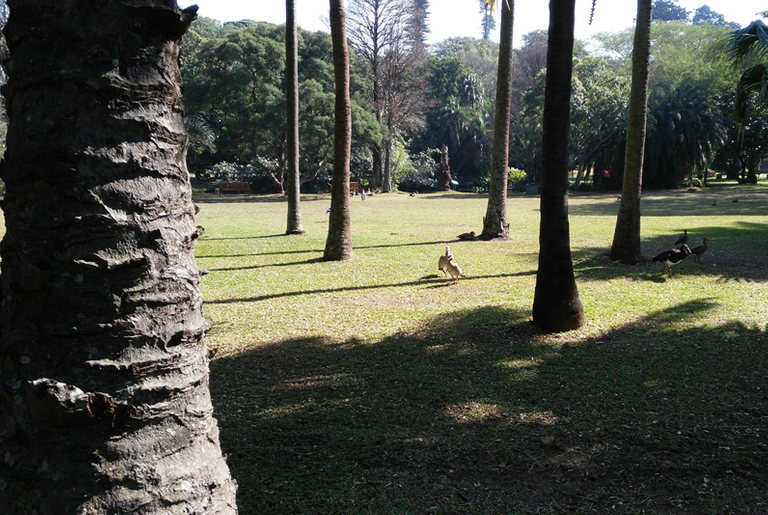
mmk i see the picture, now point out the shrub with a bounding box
[508,167,527,192]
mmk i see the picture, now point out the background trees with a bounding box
[175,2,761,195]
[182,20,381,193]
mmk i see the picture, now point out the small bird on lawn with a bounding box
[652,244,692,278]
[361,190,367,200]
[691,237,709,263]
[457,231,476,241]
[675,229,689,246]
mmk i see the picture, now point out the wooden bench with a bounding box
[218,182,250,194]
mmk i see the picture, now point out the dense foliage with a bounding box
[178,5,766,193]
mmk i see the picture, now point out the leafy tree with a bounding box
[532,0,585,332]
[611,0,653,264]
[0,1,237,511]
[479,0,497,40]
[412,0,431,43]
[325,0,354,261]
[511,30,548,121]
[417,55,490,185]
[481,0,514,240]
[181,23,381,193]
[725,19,768,134]
[644,80,725,188]
[713,93,768,183]
[692,5,740,29]
[652,0,689,22]
[432,37,499,107]
[593,21,735,94]
[347,0,427,192]
[286,0,305,234]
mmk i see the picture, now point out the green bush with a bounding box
[508,167,526,192]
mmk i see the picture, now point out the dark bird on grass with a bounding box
[711,200,717,206]
[732,198,739,203]
[675,229,689,246]
[326,207,331,214]
[691,238,708,263]
[457,231,476,241]
[653,244,692,278]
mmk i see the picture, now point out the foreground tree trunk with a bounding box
[480,0,514,240]
[532,0,585,332]
[610,0,652,264]
[0,1,238,513]
[325,0,353,260]
[286,0,305,235]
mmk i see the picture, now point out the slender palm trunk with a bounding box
[0,1,237,512]
[325,0,353,260]
[286,0,305,234]
[480,0,514,240]
[532,0,585,332]
[610,0,652,264]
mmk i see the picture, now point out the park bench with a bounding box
[218,182,250,194]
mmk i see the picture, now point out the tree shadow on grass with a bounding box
[204,272,535,305]
[209,302,768,514]
[573,220,768,284]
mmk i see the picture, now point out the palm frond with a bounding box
[725,20,768,65]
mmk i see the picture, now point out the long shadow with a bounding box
[197,239,467,260]
[573,221,768,283]
[204,271,537,305]
[210,301,768,513]
[569,188,768,217]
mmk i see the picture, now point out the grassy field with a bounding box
[195,183,768,514]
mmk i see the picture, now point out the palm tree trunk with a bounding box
[325,0,354,260]
[0,1,238,512]
[286,0,305,234]
[532,0,585,332]
[610,0,652,264]
[480,0,513,240]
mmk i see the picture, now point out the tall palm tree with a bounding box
[532,0,585,332]
[325,0,354,260]
[0,1,238,512]
[610,0,653,264]
[480,0,514,240]
[725,19,768,134]
[286,0,305,235]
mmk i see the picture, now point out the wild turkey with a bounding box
[652,244,692,278]
[691,238,708,263]
[675,229,689,246]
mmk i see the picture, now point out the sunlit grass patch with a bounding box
[196,185,768,514]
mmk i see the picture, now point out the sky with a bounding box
[181,0,765,48]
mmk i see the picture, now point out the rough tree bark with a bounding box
[324,0,353,261]
[532,0,585,332]
[480,0,513,240]
[610,0,652,264]
[286,0,305,235]
[0,1,238,512]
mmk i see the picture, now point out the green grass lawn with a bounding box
[196,184,768,513]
